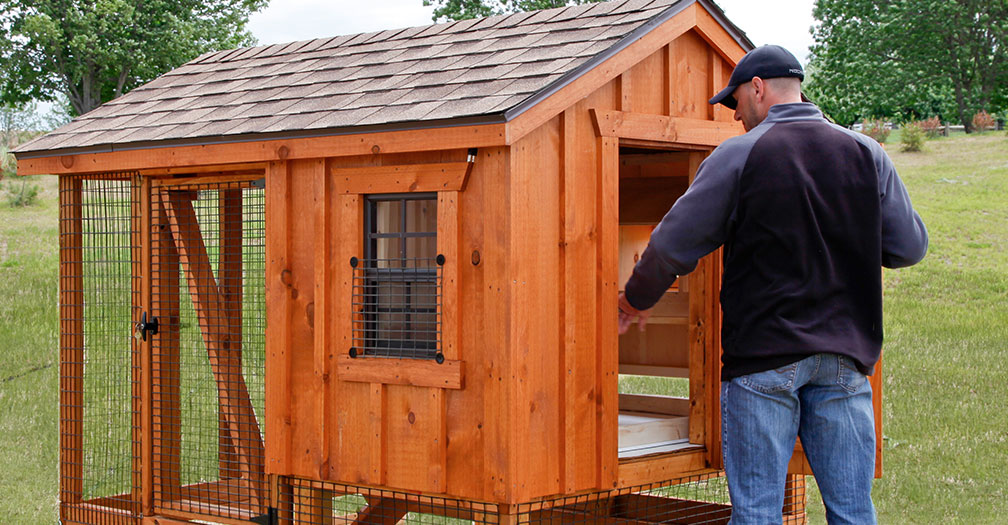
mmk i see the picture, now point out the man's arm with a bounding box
[878,153,928,268]
[623,139,748,311]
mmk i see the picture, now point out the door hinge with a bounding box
[135,311,159,342]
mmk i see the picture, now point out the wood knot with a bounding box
[371,144,381,155]
[408,412,416,425]
[280,269,293,286]
[277,145,290,159]
[60,155,75,168]
[306,301,315,328]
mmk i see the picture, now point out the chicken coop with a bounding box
[15,0,883,523]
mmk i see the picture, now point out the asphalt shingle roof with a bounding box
[17,0,747,155]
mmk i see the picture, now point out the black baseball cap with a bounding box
[709,45,805,110]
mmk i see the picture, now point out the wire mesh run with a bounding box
[150,180,267,521]
[58,173,142,524]
[351,256,444,360]
[518,473,808,524]
[277,478,499,524]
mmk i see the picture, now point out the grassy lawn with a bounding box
[1,132,1005,522]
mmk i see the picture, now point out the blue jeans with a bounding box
[721,353,877,524]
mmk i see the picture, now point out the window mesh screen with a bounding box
[150,180,267,521]
[58,174,141,523]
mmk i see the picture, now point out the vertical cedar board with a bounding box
[266,161,292,474]
[670,30,712,120]
[218,188,244,478]
[59,177,84,508]
[624,48,666,116]
[385,385,446,492]
[445,148,495,500]
[329,192,374,484]
[508,115,563,502]
[311,159,331,481]
[482,146,512,502]
[596,135,620,490]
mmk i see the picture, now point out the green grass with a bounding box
[1,133,1006,522]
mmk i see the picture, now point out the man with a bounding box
[617,45,928,524]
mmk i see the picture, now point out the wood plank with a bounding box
[17,123,507,175]
[151,172,265,187]
[509,115,562,501]
[385,385,444,493]
[336,355,463,389]
[265,161,292,474]
[138,175,154,513]
[706,247,724,470]
[445,146,493,501]
[564,96,605,494]
[872,352,883,477]
[625,48,666,116]
[143,162,268,177]
[151,191,182,503]
[285,160,321,478]
[619,393,689,416]
[591,109,743,146]
[669,30,711,120]
[330,193,375,484]
[58,176,84,508]
[312,159,332,482]
[506,7,695,143]
[356,497,409,525]
[218,188,244,480]
[619,364,689,378]
[597,135,620,489]
[162,190,266,503]
[437,191,460,361]
[687,241,708,449]
[613,493,731,524]
[616,452,711,488]
[332,162,472,194]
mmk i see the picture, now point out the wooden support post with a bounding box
[136,174,153,514]
[596,136,620,488]
[163,190,266,505]
[219,188,244,480]
[58,176,85,518]
[152,192,183,503]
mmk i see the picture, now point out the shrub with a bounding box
[4,179,39,207]
[972,110,995,132]
[861,119,890,143]
[900,123,925,152]
[916,116,942,138]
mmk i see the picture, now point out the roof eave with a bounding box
[11,113,509,161]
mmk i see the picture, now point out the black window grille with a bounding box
[351,194,442,360]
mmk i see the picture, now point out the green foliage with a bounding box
[861,118,890,143]
[4,179,39,207]
[423,0,605,22]
[899,123,925,152]
[808,0,1008,131]
[0,0,269,116]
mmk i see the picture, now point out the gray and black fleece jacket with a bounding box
[624,103,928,380]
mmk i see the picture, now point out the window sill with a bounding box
[336,354,463,389]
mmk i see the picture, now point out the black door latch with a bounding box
[135,311,159,341]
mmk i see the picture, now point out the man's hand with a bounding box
[618,292,651,334]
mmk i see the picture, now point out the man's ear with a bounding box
[751,76,765,101]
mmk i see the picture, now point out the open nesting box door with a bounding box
[149,178,269,520]
[615,148,715,463]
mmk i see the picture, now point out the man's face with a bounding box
[732,81,763,132]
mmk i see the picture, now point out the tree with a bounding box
[0,0,268,117]
[424,0,605,23]
[808,0,1007,131]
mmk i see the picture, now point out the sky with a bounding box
[248,0,818,65]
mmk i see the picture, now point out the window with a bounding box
[351,194,443,360]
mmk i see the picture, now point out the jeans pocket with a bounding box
[836,355,868,393]
[740,362,798,394]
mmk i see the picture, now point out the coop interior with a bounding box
[617,147,701,460]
